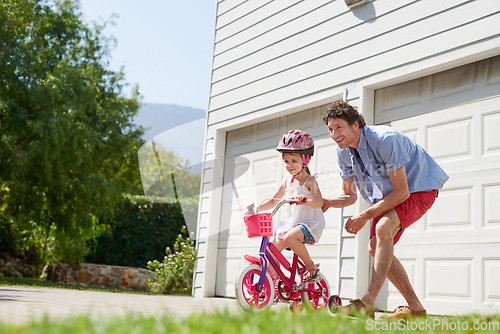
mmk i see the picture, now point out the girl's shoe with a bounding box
[302,268,319,281]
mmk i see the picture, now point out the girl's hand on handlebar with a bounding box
[291,195,307,205]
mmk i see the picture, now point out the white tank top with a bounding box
[274,175,326,243]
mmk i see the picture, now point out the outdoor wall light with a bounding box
[345,0,368,9]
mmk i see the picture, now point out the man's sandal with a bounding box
[332,299,375,318]
[381,305,427,319]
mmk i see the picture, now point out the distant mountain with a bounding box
[133,103,206,172]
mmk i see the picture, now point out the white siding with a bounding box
[208,0,500,125]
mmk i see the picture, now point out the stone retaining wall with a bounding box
[46,263,155,291]
[0,257,39,278]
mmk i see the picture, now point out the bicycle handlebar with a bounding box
[247,198,304,216]
[271,198,301,216]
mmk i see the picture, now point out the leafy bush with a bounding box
[85,196,197,268]
[147,226,196,295]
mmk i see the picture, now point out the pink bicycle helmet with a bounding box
[276,129,315,157]
[277,130,315,182]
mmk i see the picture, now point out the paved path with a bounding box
[0,286,241,324]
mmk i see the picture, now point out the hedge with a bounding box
[85,196,198,268]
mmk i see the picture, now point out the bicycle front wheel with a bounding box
[235,264,274,310]
[300,272,330,311]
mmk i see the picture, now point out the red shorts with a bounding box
[370,189,438,245]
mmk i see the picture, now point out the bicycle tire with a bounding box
[235,264,275,310]
[300,272,330,311]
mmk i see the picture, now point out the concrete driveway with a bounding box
[0,286,241,324]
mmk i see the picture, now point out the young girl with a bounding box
[256,129,325,282]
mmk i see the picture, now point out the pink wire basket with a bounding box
[244,213,273,238]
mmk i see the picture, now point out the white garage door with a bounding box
[387,96,500,315]
[373,56,500,314]
[215,105,344,297]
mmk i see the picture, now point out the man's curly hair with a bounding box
[322,101,366,128]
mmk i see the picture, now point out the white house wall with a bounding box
[195,0,500,309]
[207,0,500,125]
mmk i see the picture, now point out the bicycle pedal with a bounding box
[307,276,321,283]
[298,278,320,289]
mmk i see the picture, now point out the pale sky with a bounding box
[78,0,216,111]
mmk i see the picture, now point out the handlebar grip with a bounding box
[288,197,306,204]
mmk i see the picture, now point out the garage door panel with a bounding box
[216,251,241,298]
[226,127,252,152]
[217,211,242,249]
[426,187,472,229]
[318,226,339,244]
[430,63,476,98]
[426,118,472,159]
[256,118,281,140]
[286,111,313,130]
[398,230,499,246]
[400,222,419,235]
[375,56,500,125]
[339,278,354,299]
[484,184,500,227]
[253,157,279,185]
[224,237,262,251]
[484,259,500,302]
[400,129,418,143]
[483,111,500,155]
[317,175,342,200]
[486,55,500,84]
[316,141,339,173]
[316,257,338,288]
[425,259,472,299]
[233,161,251,189]
[391,245,500,313]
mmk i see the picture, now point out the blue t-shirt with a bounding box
[337,126,449,204]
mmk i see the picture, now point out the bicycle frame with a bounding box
[238,198,331,311]
[252,199,307,294]
[255,237,305,292]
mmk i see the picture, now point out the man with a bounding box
[321,101,448,319]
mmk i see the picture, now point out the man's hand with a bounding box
[344,213,369,235]
[321,198,332,212]
[322,177,357,213]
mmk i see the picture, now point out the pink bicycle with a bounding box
[235,199,333,311]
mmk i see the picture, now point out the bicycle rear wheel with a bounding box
[235,264,275,310]
[300,272,330,311]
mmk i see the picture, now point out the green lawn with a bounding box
[0,308,499,334]
[1,278,499,333]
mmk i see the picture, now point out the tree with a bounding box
[137,141,201,237]
[0,0,144,263]
[138,141,201,199]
